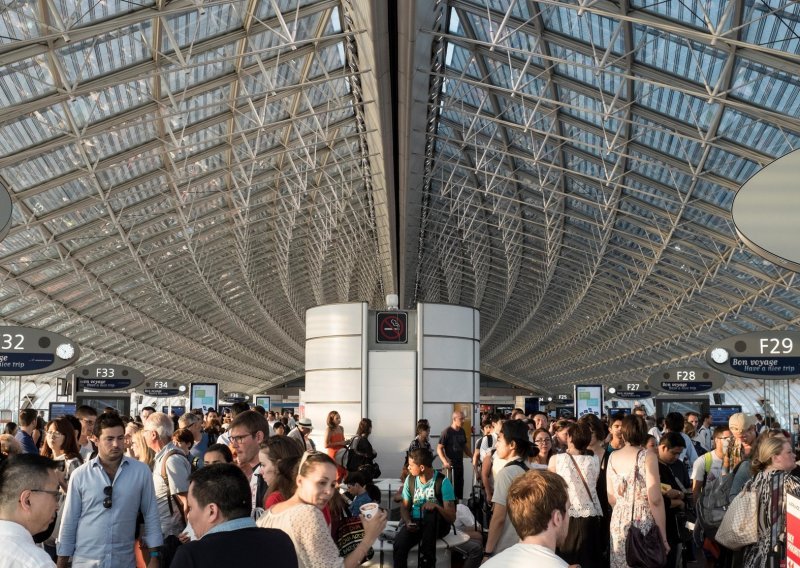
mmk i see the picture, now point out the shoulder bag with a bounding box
[625,450,667,568]
[715,484,758,550]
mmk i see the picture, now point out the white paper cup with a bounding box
[360,502,379,520]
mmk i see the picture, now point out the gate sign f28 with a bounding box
[0,326,80,376]
[706,331,800,379]
[648,367,726,394]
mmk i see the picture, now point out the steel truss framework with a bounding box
[0,0,797,414]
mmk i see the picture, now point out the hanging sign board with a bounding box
[610,381,652,400]
[732,148,800,272]
[706,331,800,379]
[0,326,80,375]
[70,364,145,391]
[552,393,574,405]
[0,185,11,243]
[223,392,249,403]
[648,367,725,394]
[141,379,183,398]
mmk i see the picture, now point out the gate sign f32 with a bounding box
[376,311,407,343]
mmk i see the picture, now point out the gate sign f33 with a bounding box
[706,331,800,379]
[0,326,79,376]
[69,364,145,391]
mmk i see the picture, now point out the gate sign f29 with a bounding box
[648,367,725,394]
[0,326,80,376]
[706,331,800,379]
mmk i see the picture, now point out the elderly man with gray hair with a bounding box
[144,412,191,564]
[177,412,207,469]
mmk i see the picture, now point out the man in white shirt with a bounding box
[693,413,713,452]
[0,454,60,568]
[690,427,731,503]
[483,469,569,567]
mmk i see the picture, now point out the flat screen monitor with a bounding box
[575,385,603,417]
[190,383,218,413]
[607,407,632,417]
[162,405,186,417]
[254,395,270,409]
[710,405,742,427]
[49,402,76,419]
[524,397,539,415]
[655,397,708,419]
[75,394,130,417]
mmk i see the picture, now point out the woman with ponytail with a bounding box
[482,420,538,560]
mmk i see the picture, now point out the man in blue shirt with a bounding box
[394,448,456,568]
[170,463,297,568]
[15,409,39,455]
[57,413,162,568]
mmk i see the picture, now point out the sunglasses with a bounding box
[103,485,112,509]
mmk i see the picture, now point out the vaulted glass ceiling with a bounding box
[0,0,798,396]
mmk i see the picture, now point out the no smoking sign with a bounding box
[376,311,407,343]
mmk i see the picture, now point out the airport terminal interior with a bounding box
[0,1,798,426]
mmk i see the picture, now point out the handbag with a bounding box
[715,487,758,550]
[335,515,374,563]
[625,450,667,568]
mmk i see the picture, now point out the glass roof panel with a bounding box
[161,44,238,93]
[550,44,626,95]
[717,107,800,158]
[703,146,760,183]
[629,0,732,32]
[633,25,726,87]
[634,78,717,130]
[95,147,162,189]
[307,43,347,80]
[255,0,320,21]
[731,56,800,115]
[0,55,56,106]
[741,1,800,56]
[1,143,83,192]
[0,107,68,156]
[543,6,624,55]
[58,0,156,29]
[55,23,152,84]
[632,113,705,167]
[160,2,246,52]
[67,79,154,128]
[0,1,41,44]
[25,178,94,216]
[558,86,621,131]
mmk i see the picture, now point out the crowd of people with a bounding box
[0,402,797,568]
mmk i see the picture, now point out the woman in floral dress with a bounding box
[606,415,668,568]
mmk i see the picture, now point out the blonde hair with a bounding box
[751,436,788,475]
[133,430,155,469]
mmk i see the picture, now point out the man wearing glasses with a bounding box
[0,454,61,567]
[227,411,269,518]
[57,413,162,568]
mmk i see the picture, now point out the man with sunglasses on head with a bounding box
[0,454,61,567]
[145,412,192,564]
[57,413,162,568]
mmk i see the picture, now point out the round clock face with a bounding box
[711,347,729,364]
[56,343,75,360]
